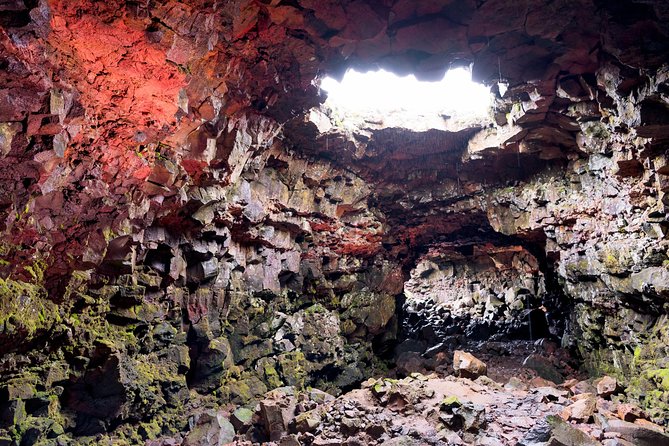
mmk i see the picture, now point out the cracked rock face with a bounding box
[1,0,669,444]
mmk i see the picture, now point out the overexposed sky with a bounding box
[320,67,491,117]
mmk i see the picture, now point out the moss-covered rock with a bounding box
[339,290,395,338]
[0,271,60,350]
[277,351,307,388]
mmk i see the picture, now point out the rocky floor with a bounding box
[145,341,669,446]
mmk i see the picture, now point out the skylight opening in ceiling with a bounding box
[319,67,493,131]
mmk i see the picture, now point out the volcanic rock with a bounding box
[453,351,488,379]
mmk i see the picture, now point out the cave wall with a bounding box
[387,65,669,421]
[0,110,404,441]
[1,0,669,443]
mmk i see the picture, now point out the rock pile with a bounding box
[143,348,669,445]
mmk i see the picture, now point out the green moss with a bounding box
[646,369,669,391]
[277,351,307,388]
[583,122,610,139]
[138,419,162,440]
[305,303,327,315]
[0,274,60,342]
[566,259,591,276]
[263,363,282,389]
[441,396,462,408]
[632,346,643,368]
[23,259,46,283]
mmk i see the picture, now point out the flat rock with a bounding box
[605,419,669,446]
[546,415,603,446]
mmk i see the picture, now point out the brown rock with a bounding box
[562,378,579,389]
[452,351,487,379]
[616,403,644,422]
[293,410,321,433]
[531,376,560,389]
[260,400,289,441]
[570,380,597,396]
[567,394,597,422]
[505,376,529,391]
[596,376,619,398]
[279,435,301,446]
[605,418,669,446]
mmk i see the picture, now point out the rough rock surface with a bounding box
[0,0,669,444]
[148,349,669,446]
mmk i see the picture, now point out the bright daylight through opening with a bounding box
[320,67,493,131]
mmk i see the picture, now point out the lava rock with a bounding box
[452,351,487,379]
[523,354,564,384]
[596,376,619,398]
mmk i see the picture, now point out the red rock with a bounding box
[566,394,597,422]
[616,403,644,422]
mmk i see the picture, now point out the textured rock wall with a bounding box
[402,245,548,344]
[0,108,408,443]
[390,65,669,421]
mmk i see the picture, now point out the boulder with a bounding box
[605,419,669,446]
[596,376,619,398]
[616,403,644,422]
[293,410,321,433]
[231,407,254,432]
[259,400,287,441]
[563,394,597,422]
[183,411,235,446]
[546,415,603,446]
[523,354,564,384]
[439,396,486,433]
[569,380,596,395]
[452,351,487,379]
[259,387,298,441]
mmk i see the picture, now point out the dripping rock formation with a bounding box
[1,0,669,444]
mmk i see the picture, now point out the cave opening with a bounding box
[319,66,493,131]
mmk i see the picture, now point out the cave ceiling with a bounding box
[1,0,668,284]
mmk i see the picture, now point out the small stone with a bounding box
[616,403,644,422]
[567,394,597,422]
[596,376,619,398]
[452,351,487,379]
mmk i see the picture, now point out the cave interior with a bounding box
[1,0,669,445]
